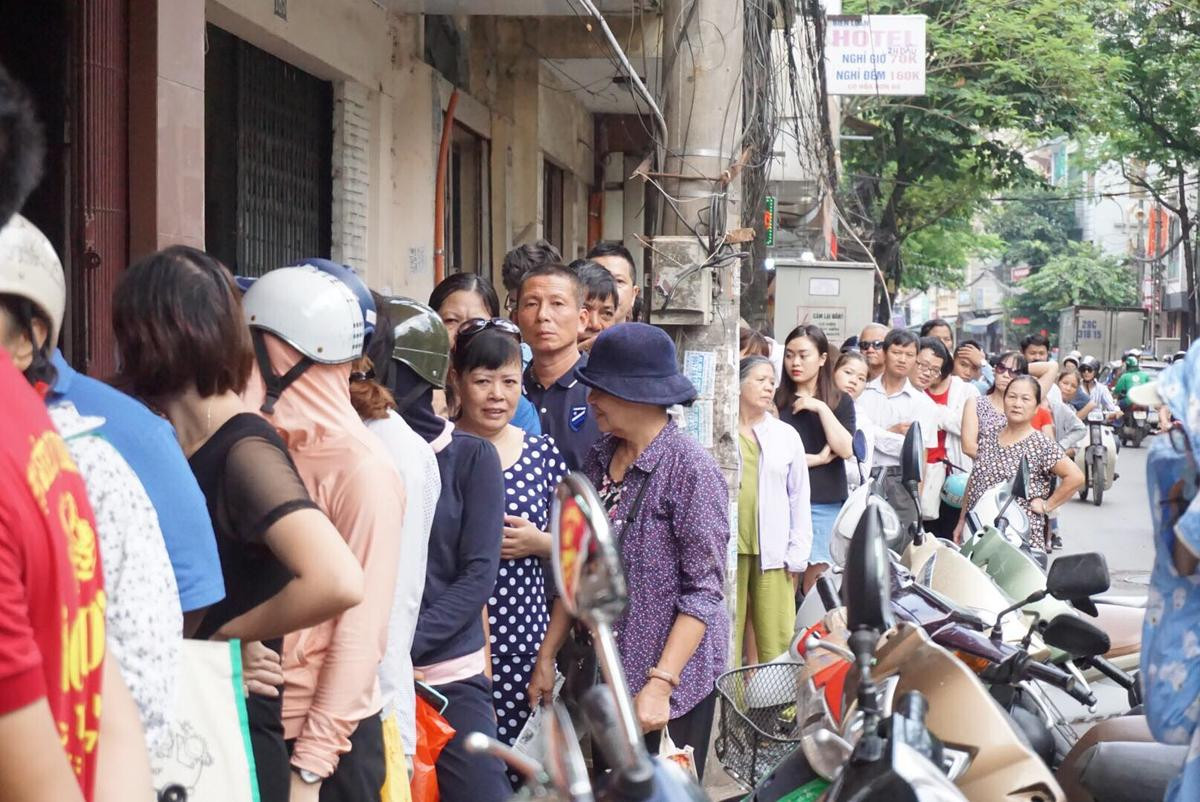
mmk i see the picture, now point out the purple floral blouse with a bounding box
[584,422,730,718]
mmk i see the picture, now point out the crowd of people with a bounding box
[0,59,1142,802]
[730,318,1094,667]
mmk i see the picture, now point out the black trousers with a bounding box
[434,673,513,802]
[592,689,719,782]
[286,711,384,802]
[927,499,960,541]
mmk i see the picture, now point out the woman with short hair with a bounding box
[735,356,812,666]
[449,321,565,770]
[113,248,365,802]
[527,323,729,779]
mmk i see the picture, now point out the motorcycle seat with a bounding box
[1093,604,1144,659]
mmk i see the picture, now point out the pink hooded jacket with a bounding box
[245,335,406,778]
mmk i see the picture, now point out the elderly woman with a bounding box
[736,356,812,666]
[955,375,1083,550]
[528,323,729,779]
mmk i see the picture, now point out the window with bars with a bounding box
[205,25,332,277]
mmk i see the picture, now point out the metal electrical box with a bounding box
[772,259,876,345]
[649,236,713,326]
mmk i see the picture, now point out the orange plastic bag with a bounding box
[411,695,456,802]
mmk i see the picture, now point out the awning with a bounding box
[964,314,1003,331]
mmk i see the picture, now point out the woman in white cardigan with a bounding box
[917,337,979,539]
[735,356,814,666]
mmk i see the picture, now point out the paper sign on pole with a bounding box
[825,15,926,96]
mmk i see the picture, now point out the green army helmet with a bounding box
[376,296,451,389]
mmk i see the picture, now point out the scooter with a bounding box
[469,472,705,802]
[1118,404,1151,448]
[1076,410,1117,506]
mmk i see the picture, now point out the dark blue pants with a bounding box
[435,673,513,802]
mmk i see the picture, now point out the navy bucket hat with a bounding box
[574,322,697,406]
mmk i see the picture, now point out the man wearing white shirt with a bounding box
[857,329,937,528]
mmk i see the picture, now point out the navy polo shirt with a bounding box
[49,350,226,613]
[524,353,602,472]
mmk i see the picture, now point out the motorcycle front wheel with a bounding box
[1078,462,1089,500]
[1092,453,1104,506]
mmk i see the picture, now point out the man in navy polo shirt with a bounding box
[516,263,602,471]
[50,349,225,626]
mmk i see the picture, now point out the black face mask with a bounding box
[252,329,313,415]
[386,360,444,444]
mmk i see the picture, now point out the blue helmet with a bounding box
[941,472,969,509]
[289,258,376,352]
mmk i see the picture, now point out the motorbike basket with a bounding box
[714,662,807,788]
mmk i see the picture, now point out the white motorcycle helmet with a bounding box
[830,484,902,566]
[243,265,366,413]
[0,213,66,348]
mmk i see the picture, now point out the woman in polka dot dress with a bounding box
[448,320,566,762]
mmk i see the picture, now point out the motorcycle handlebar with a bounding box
[1024,660,1097,707]
[579,687,655,801]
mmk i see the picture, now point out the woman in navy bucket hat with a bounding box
[529,322,729,779]
[572,322,698,405]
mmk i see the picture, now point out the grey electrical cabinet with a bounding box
[772,259,876,346]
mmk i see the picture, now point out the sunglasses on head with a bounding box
[860,339,885,351]
[457,317,522,345]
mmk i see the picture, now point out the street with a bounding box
[1060,439,1154,597]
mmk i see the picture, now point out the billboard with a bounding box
[825,15,926,96]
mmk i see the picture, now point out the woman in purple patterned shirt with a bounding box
[528,323,730,779]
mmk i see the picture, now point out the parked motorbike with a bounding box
[469,471,705,802]
[1076,410,1118,505]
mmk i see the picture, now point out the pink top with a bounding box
[245,336,406,778]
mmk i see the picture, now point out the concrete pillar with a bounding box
[128,0,206,257]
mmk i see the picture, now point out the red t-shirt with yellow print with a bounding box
[0,352,106,799]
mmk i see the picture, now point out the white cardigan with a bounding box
[932,375,978,472]
[738,413,814,572]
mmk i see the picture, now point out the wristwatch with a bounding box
[296,768,322,784]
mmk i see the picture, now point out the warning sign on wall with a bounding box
[801,306,847,342]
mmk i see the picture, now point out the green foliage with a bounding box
[900,217,1001,290]
[1094,2,1200,170]
[985,191,1076,269]
[838,0,1120,305]
[1005,243,1138,336]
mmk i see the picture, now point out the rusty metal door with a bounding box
[73,0,128,377]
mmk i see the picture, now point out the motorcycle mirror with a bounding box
[1011,457,1031,500]
[1046,552,1111,604]
[550,472,628,626]
[842,501,894,633]
[1042,614,1111,659]
[853,429,869,463]
[900,422,925,490]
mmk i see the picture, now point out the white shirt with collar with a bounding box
[857,375,938,466]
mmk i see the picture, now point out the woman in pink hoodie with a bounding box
[241,264,406,802]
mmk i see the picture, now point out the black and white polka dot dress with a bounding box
[489,434,566,754]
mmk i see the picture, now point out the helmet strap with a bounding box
[253,330,314,415]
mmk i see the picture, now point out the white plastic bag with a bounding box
[659,726,698,780]
[512,674,565,763]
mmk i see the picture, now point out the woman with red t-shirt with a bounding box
[912,337,979,540]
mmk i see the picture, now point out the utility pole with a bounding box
[652,0,744,628]
[655,0,744,483]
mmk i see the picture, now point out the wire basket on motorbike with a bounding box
[714,661,813,787]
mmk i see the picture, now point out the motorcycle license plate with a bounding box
[1134,410,1147,420]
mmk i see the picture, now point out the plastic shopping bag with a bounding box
[380,712,412,802]
[658,726,698,780]
[411,695,455,802]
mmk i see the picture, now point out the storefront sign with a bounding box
[825,15,926,96]
[764,195,777,247]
